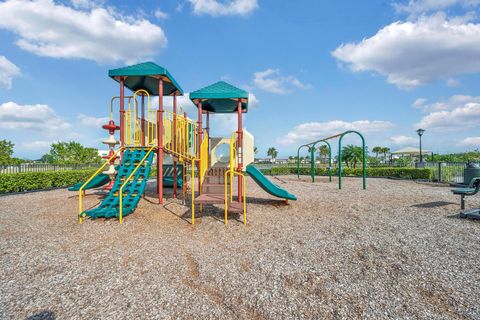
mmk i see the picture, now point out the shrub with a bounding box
[0,169,96,194]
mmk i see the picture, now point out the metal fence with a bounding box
[0,163,99,174]
[254,161,476,184]
[421,162,470,184]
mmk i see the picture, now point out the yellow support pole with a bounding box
[191,161,195,225]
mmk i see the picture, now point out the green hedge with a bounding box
[261,167,431,180]
[0,169,96,194]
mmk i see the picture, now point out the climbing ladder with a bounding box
[79,147,155,223]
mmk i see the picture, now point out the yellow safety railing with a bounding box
[199,131,209,184]
[125,90,160,147]
[125,92,142,146]
[191,160,196,225]
[118,146,156,224]
[229,131,238,201]
[224,170,247,225]
[163,110,198,161]
[78,146,125,223]
[110,96,134,120]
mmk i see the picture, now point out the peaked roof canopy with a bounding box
[189,81,249,113]
[391,147,432,155]
[108,61,183,96]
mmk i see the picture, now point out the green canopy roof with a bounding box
[108,61,183,96]
[189,81,249,113]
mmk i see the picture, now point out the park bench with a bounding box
[451,177,480,210]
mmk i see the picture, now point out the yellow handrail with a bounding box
[199,131,209,184]
[78,146,125,223]
[163,110,198,160]
[191,160,195,225]
[224,170,247,225]
[118,146,156,224]
[229,131,238,201]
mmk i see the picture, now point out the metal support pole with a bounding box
[173,94,177,199]
[419,135,423,163]
[310,146,315,182]
[157,79,164,204]
[141,94,145,146]
[237,99,243,202]
[119,77,125,154]
[197,102,203,196]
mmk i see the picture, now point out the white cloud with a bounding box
[22,140,53,149]
[416,99,480,131]
[447,78,460,87]
[394,0,480,17]
[70,0,99,9]
[0,56,21,89]
[277,120,394,145]
[413,98,428,109]
[332,14,480,89]
[0,0,167,64]
[413,94,480,112]
[78,113,109,127]
[154,8,169,19]
[189,0,258,16]
[458,136,480,146]
[253,69,309,94]
[0,101,71,136]
[390,135,417,145]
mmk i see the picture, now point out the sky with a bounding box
[1,0,480,159]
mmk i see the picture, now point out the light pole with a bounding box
[416,128,425,163]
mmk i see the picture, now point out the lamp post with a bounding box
[416,128,425,163]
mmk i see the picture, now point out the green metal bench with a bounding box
[451,177,480,210]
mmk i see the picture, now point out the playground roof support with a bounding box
[109,61,184,96]
[190,81,249,113]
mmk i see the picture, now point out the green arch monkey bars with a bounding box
[296,140,332,183]
[296,130,366,190]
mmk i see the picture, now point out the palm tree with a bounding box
[317,145,329,163]
[342,144,363,168]
[254,146,258,154]
[267,147,278,162]
[381,147,390,162]
[372,146,382,158]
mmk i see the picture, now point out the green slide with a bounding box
[245,164,297,201]
[68,174,110,191]
[163,164,184,188]
[81,148,154,219]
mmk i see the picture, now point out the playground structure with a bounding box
[296,130,366,189]
[77,62,296,225]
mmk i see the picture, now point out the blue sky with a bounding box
[1,0,480,159]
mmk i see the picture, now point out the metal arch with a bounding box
[312,139,332,182]
[296,144,310,179]
[338,130,366,190]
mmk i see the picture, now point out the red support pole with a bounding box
[141,94,145,146]
[237,99,243,203]
[197,101,203,158]
[184,111,188,194]
[173,94,177,199]
[157,79,164,204]
[197,102,203,195]
[206,111,210,159]
[119,77,125,151]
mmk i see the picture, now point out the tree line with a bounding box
[0,140,101,165]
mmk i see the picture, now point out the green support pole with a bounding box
[310,146,315,182]
[338,130,366,190]
[312,140,332,183]
[296,145,308,179]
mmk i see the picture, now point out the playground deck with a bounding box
[1,177,479,319]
